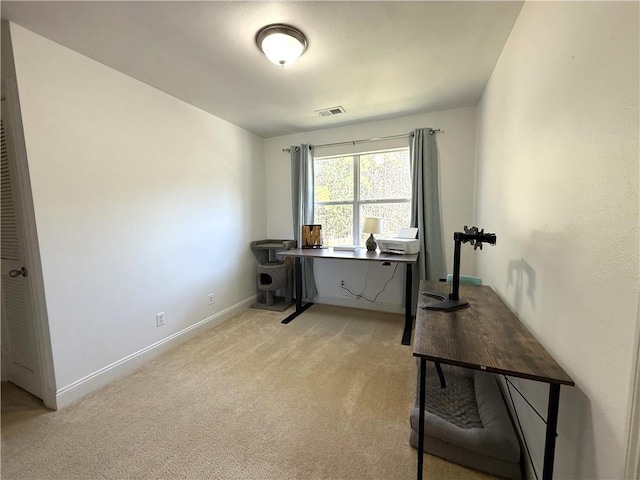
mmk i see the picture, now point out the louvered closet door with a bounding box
[1,100,42,399]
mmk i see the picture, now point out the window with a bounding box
[314,148,411,246]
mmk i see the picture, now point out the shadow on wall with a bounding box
[558,385,597,479]
[507,258,537,312]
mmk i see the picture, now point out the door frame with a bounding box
[2,27,57,408]
[625,303,640,479]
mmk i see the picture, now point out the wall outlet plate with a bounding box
[156,312,165,327]
[208,293,214,305]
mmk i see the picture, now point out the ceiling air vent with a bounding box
[315,106,346,117]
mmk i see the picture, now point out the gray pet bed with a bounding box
[409,364,521,479]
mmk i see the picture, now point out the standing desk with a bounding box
[414,280,574,480]
[277,248,418,345]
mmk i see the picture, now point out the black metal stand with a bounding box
[417,357,427,480]
[423,226,495,312]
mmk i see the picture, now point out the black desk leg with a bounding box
[401,263,414,345]
[417,357,427,480]
[542,383,561,480]
[281,257,313,324]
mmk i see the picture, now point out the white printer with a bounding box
[377,227,420,255]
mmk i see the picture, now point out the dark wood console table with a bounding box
[413,280,574,480]
[277,247,418,345]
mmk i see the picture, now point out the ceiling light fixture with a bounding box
[255,24,308,67]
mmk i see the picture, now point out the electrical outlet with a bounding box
[208,293,214,305]
[340,280,345,287]
[156,312,165,327]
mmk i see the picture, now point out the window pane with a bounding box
[314,156,354,202]
[360,203,411,245]
[360,150,410,201]
[315,204,353,246]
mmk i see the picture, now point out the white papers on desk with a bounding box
[333,245,360,251]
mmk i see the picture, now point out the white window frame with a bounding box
[314,147,411,246]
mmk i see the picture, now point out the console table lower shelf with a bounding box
[409,362,521,479]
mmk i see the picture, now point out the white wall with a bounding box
[475,2,639,478]
[10,24,266,406]
[264,107,478,312]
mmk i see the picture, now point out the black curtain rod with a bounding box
[282,129,440,153]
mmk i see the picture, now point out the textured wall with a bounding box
[475,2,639,478]
[10,24,266,394]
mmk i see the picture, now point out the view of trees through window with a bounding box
[314,148,411,246]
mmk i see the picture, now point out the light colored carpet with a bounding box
[1,304,496,480]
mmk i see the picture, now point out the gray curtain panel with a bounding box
[290,145,318,300]
[410,129,446,310]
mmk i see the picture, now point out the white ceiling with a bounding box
[1,1,523,138]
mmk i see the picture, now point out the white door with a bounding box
[1,98,43,399]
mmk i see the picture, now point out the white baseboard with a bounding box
[312,295,404,314]
[54,296,256,409]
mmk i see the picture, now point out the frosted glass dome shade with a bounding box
[256,25,308,67]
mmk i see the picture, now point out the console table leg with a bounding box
[542,383,561,480]
[417,357,427,480]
